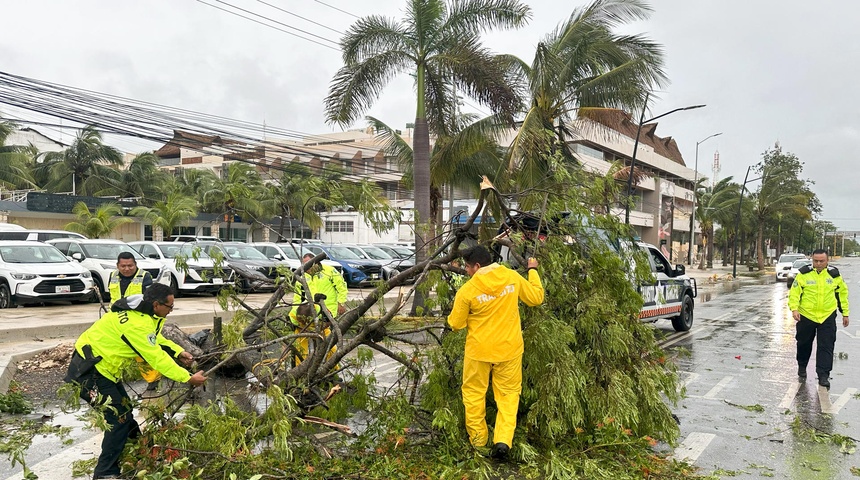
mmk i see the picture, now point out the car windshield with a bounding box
[325,246,362,260]
[779,254,805,263]
[392,247,414,258]
[274,245,314,260]
[81,243,144,260]
[0,245,69,263]
[360,246,394,260]
[792,259,811,268]
[222,245,269,260]
[156,243,211,259]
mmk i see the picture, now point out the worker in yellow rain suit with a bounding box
[447,245,544,460]
[289,253,348,365]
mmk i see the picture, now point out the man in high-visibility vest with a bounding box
[448,245,544,460]
[289,253,348,364]
[64,283,207,479]
[108,251,152,303]
[789,249,850,389]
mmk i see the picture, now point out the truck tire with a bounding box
[671,295,694,332]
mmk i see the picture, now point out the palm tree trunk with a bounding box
[707,224,715,268]
[757,225,765,270]
[411,114,431,315]
[698,228,707,270]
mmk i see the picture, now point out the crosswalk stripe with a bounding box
[673,432,715,462]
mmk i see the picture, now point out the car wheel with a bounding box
[671,295,694,332]
[170,275,181,297]
[93,276,110,303]
[0,283,13,309]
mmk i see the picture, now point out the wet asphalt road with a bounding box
[7,263,860,478]
[657,258,860,479]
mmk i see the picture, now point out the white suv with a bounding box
[47,238,169,301]
[0,241,95,308]
[775,253,807,282]
[129,241,233,295]
[251,242,342,272]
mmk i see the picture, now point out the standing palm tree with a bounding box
[199,163,264,241]
[0,120,36,190]
[369,113,506,228]
[506,0,667,192]
[36,125,123,195]
[694,177,739,268]
[65,202,133,239]
[259,164,328,240]
[130,192,199,241]
[97,151,168,200]
[325,0,529,257]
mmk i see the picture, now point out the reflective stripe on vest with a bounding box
[109,268,146,303]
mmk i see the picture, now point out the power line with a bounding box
[211,0,340,45]
[0,71,412,182]
[195,0,340,51]
[314,0,360,19]
[256,0,345,35]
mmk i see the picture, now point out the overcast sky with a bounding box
[2,1,858,229]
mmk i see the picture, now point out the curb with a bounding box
[0,311,232,395]
[0,343,59,394]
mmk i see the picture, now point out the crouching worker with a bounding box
[447,245,544,460]
[289,254,348,365]
[64,283,207,479]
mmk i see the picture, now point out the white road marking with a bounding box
[822,388,857,414]
[4,432,102,480]
[702,376,733,399]
[660,328,714,349]
[839,329,860,339]
[681,372,700,390]
[778,382,802,409]
[673,432,715,462]
[818,385,833,412]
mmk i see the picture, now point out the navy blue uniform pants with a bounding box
[796,312,837,381]
[78,371,140,479]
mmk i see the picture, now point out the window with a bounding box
[325,220,354,233]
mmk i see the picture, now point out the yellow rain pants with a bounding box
[462,353,522,448]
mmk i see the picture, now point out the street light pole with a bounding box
[624,95,707,224]
[688,132,722,266]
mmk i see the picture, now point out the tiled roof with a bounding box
[154,130,246,158]
[583,109,686,166]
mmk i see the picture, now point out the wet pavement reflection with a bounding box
[659,258,860,479]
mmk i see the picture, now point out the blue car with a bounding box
[301,243,383,287]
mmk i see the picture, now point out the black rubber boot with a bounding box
[490,442,510,460]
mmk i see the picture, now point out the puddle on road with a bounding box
[695,275,775,304]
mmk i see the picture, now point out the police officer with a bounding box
[64,283,207,479]
[289,253,348,364]
[447,245,544,460]
[108,251,152,303]
[788,249,850,389]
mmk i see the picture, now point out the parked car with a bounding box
[46,238,169,301]
[786,258,812,285]
[301,244,383,287]
[775,253,807,282]
[170,235,222,243]
[195,241,280,293]
[129,241,233,295]
[346,244,415,281]
[0,241,95,308]
[251,242,341,273]
[0,229,87,241]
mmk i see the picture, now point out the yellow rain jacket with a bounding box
[448,263,544,362]
[789,265,850,323]
[289,264,348,324]
[74,298,191,384]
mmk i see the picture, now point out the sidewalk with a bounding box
[0,288,409,393]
